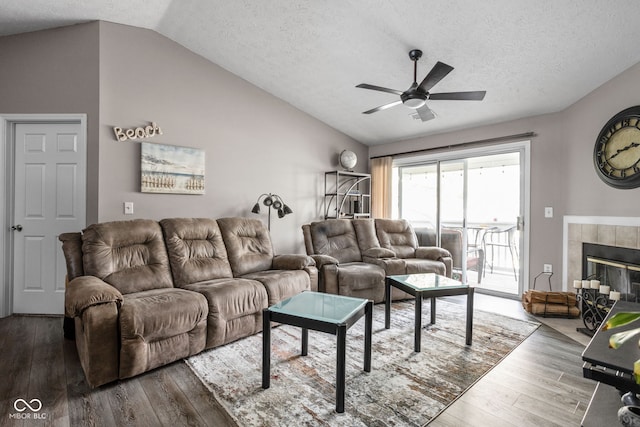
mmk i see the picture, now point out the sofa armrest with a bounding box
[415,246,452,260]
[65,276,123,318]
[273,254,316,270]
[310,254,339,269]
[362,247,396,258]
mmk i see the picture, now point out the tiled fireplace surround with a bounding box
[563,216,640,291]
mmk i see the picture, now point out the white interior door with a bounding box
[12,122,86,314]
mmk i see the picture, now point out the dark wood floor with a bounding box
[0,295,596,427]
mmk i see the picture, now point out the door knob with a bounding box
[11,224,23,232]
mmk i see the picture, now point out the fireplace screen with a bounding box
[583,243,640,302]
[575,243,640,335]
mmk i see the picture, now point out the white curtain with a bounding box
[371,156,392,219]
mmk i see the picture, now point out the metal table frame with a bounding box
[262,292,373,413]
[385,274,474,352]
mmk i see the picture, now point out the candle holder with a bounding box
[575,280,618,336]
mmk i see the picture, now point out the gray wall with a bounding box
[97,22,366,253]
[0,22,367,255]
[370,61,640,291]
[0,22,101,223]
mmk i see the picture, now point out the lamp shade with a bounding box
[250,193,292,230]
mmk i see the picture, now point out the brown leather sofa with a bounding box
[60,217,317,388]
[302,218,452,303]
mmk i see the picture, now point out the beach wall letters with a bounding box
[113,122,163,141]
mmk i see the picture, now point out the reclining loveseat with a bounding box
[60,217,317,388]
[302,218,452,303]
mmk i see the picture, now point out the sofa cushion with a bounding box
[351,219,380,252]
[82,219,173,294]
[217,217,274,276]
[183,278,268,348]
[241,270,311,306]
[160,218,233,287]
[309,219,362,263]
[375,219,419,258]
[336,262,386,302]
[119,288,208,378]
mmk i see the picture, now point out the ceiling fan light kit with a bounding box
[356,49,486,122]
[401,89,427,109]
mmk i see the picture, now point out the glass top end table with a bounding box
[268,291,369,325]
[262,291,373,413]
[385,273,474,352]
[388,272,470,291]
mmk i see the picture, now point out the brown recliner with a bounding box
[374,219,452,276]
[302,218,452,303]
[160,217,268,349]
[62,217,318,388]
[302,219,391,303]
[64,219,208,388]
[160,217,316,349]
[216,217,317,304]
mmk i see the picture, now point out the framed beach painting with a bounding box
[141,142,205,194]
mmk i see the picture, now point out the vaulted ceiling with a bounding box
[2,0,640,145]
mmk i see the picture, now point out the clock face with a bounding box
[594,106,640,189]
[339,150,357,170]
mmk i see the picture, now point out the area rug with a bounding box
[186,300,539,427]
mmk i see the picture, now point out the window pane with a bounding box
[396,164,438,229]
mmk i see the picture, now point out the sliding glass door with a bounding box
[393,143,528,297]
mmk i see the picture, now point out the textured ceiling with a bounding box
[2,0,640,145]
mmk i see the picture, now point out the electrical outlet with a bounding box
[124,202,134,215]
[543,264,553,273]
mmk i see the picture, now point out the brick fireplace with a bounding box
[563,216,640,292]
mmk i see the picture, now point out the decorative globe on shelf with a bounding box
[339,150,357,170]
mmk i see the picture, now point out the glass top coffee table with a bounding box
[385,273,474,352]
[262,291,373,413]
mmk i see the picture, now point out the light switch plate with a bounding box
[124,202,134,215]
[544,207,553,218]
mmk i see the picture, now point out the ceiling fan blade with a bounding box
[429,91,486,101]
[415,105,436,122]
[362,100,403,114]
[418,61,454,92]
[356,83,404,96]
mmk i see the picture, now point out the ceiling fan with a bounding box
[356,49,486,122]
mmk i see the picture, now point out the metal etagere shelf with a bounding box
[324,171,371,219]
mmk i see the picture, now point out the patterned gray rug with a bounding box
[186,299,539,426]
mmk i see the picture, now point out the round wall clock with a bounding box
[339,150,358,170]
[594,106,640,189]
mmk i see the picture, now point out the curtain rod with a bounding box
[369,132,536,159]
